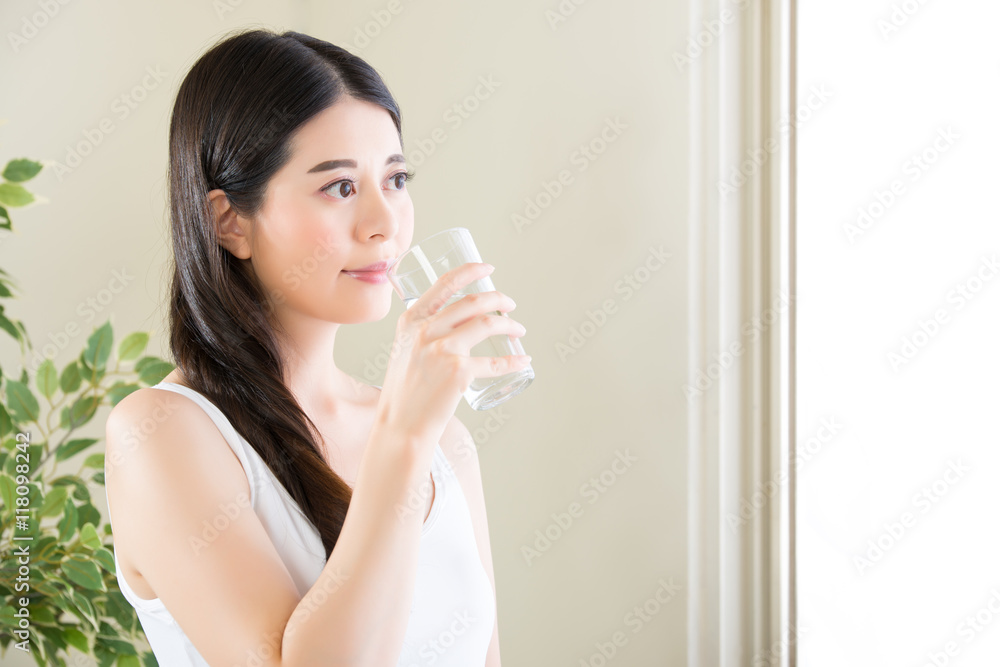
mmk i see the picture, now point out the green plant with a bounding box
[0,157,173,665]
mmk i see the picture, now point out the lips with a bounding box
[343,259,394,273]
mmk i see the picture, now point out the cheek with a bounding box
[252,218,350,299]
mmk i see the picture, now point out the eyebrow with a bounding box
[307,154,406,173]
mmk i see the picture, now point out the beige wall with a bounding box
[0,0,690,663]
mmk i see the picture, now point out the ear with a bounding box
[208,188,252,260]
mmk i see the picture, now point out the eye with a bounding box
[323,179,356,199]
[387,170,415,191]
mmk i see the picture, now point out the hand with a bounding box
[376,262,528,444]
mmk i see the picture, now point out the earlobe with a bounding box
[207,188,252,260]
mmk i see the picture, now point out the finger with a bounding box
[412,262,494,320]
[442,311,526,354]
[426,291,516,336]
[465,353,532,380]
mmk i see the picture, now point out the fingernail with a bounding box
[484,263,495,271]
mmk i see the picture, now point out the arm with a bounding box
[439,416,502,666]
[105,387,436,666]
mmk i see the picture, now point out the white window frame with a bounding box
[685,0,797,664]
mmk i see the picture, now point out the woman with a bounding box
[103,28,529,665]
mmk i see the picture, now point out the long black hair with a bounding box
[167,28,403,559]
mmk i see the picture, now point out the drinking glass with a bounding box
[385,227,534,410]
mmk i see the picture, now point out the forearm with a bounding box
[281,417,436,665]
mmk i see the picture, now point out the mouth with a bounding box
[342,259,394,273]
[341,258,396,284]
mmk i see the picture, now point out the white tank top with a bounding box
[105,381,495,665]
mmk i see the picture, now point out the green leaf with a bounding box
[67,395,99,428]
[39,485,68,518]
[58,498,78,542]
[134,356,159,374]
[37,538,63,564]
[104,590,137,629]
[83,321,113,370]
[138,360,173,386]
[29,605,57,625]
[0,604,17,627]
[99,638,137,656]
[95,642,116,667]
[63,626,89,653]
[0,309,24,346]
[79,502,102,526]
[117,331,149,361]
[60,361,81,393]
[3,158,44,182]
[0,473,15,513]
[0,205,9,230]
[0,403,12,439]
[36,359,58,399]
[0,182,34,207]
[79,522,102,549]
[61,553,106,591]
[84,452,105,469]
[5,379,39,422]
[92,546,115,574]
[92,471,105,485]
[117,656,141,667]
[56,438,98,462]
[72,480,91,502]
[108,382,140,406]
[68,588,99,631]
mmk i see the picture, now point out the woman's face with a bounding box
[243,96,414,327]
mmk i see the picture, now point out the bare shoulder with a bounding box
[104,385,253,565]
[105,385,245,489]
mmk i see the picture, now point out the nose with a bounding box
[356,180,399,241]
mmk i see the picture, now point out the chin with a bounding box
[333,296,394,325]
